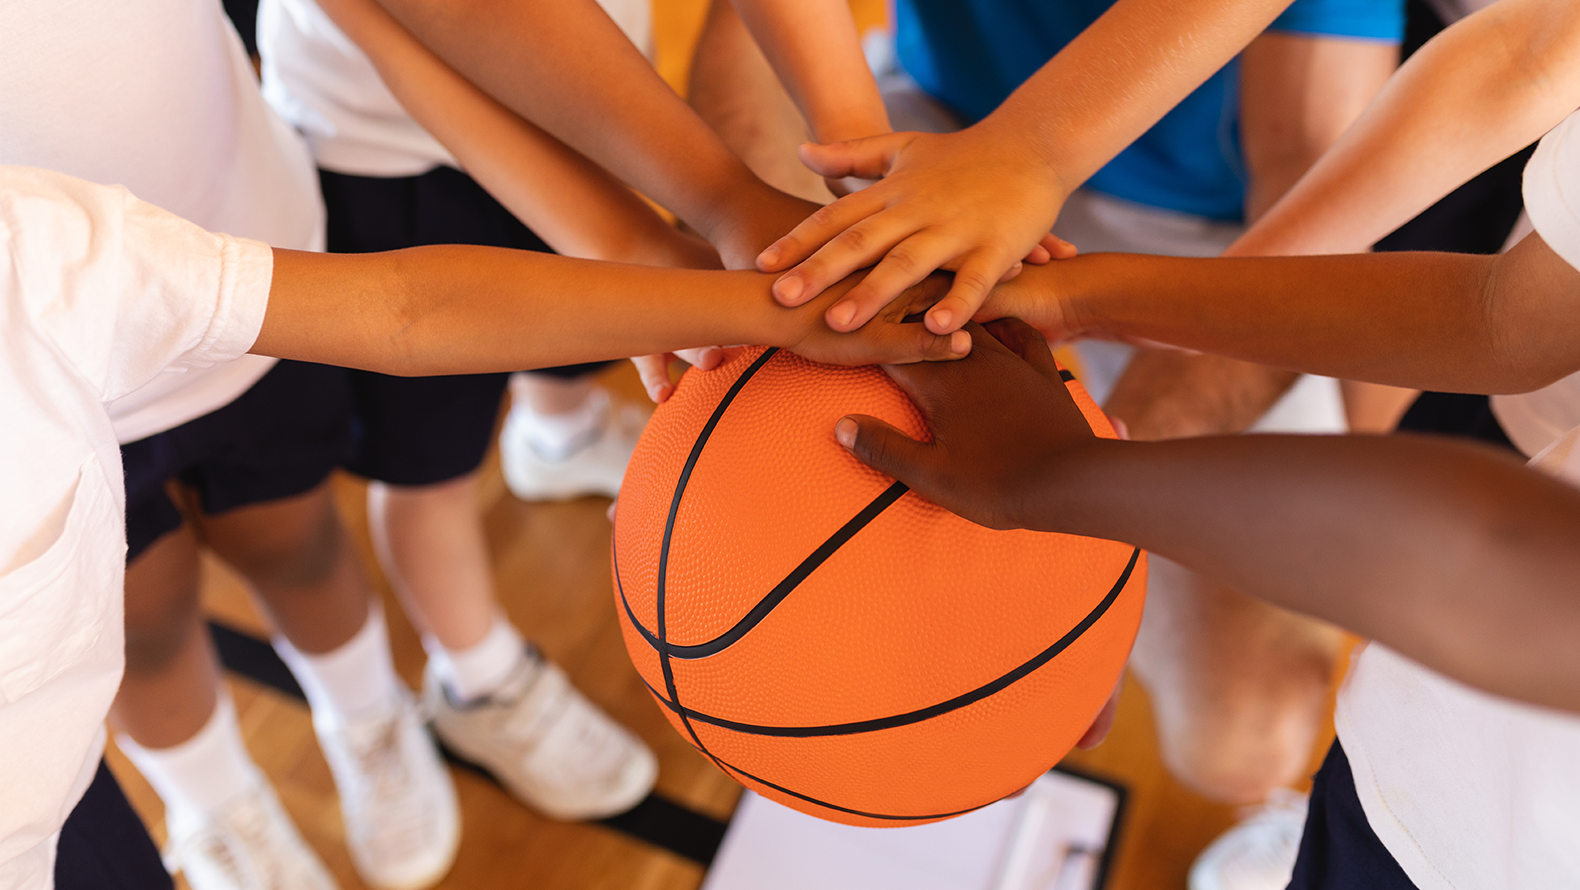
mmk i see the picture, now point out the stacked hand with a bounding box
[835,319,1102,532]
[836,319,1124,748]
[757,127,1076,336]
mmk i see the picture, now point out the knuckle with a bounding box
[835,225,872,254]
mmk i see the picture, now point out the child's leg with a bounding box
[321,164,655,819]
[111,469,338,890]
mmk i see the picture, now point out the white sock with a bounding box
[426,616,532,703]
[510,377,607,461]
[274,601,402,723]
[117,695,262,817]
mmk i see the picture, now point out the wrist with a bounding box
[811,105,892,145]
[1020,438,1124,535]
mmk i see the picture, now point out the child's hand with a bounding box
[782,283,971,368]
[756,126,1074,336]
[710,188,829,271]
[834,320,1102,532]
[972,262,1086,343]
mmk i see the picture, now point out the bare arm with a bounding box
[758,0,1300,333]
[369,0,817,268]
[839,322,1580,714]
[253,247,968,377]
[993,230,1580,395]
[1234,0,1580,257]
[727,0,889,144]
[316,0,716,269]
[1104,31,1397,439]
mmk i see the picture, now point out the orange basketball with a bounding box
[612,347,1145,827]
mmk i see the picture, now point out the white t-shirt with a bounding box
[259,0,653,177]
[0,167,273,889]
[0,0,322,443]
[1335,109,1580,890]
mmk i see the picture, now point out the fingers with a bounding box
[676,345,726,371]
[630,354,676,404]
[924,252,1013,334]
[1075,675,1125,750]
[822,229,956,332]
[1040,232,1078,260]
[982,318,1063,385]
[834,414,936,485]
[797,132,913,180]
[757,188,889,289]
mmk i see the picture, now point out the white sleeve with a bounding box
[1523,110,1580,273]
[0,166,273,402]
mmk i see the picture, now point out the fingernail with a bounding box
[949,330,970,355]
[835,417,858,449]
[758,246,780,268]
[774,275,804,305]
[829,302,856,329]
[929,307,953,332]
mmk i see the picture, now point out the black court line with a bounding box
[206,618,728,866]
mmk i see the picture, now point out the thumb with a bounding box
[834,414,935,485]
[799,132,913,180]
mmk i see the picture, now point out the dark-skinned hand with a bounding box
[834,319,1104,533]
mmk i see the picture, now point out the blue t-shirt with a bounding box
[894,0,1403,221]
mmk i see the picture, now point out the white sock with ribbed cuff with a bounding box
[273,601,403,723]
[117,694,262,818]
[426,616,535,703]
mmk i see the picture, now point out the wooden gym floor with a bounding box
[107,364,1337,890]
[107,3,1337,886]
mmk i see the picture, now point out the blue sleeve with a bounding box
[1269,0,1405,41]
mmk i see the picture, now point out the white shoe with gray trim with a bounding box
[163,781,339,890]
[314,692,459,890]
[425,648,657,820]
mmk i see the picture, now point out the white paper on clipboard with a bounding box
[700,768,1124,890]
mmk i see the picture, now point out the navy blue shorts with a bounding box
[54,760,173,890]
[318,164,615,488]
[1286,741,1418,890]
[122,359,352,563]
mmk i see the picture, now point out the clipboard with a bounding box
[701,766,1127,890]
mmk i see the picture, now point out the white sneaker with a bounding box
[1188,789,1310,890]
[163,781,339,890]
[425,648,658,820]
[314,693,460,890]
[499,386,650,501]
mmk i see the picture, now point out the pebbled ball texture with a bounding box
[613,347,1145,827]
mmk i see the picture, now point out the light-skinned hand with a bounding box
[757,126,1077,336]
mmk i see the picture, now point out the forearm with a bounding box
[1103,350,1299,439]
[729,0,890,143]
[320,0,710,268]
[1037,433,1580,713]
[981,0,1294,195]
[257,247,810,375]
[1234,0,1580,256]
[1034,248,1576,393]
[1237,32,1397,224]
[372,0,781,250]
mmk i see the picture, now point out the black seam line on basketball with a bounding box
[620,481,910,659]
[639,546,1140,738]
[656,348,783,778]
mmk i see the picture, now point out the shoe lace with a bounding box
[165,796,273,890]
[342,712,432,860]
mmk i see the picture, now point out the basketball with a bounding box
[612,347,1146,827]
